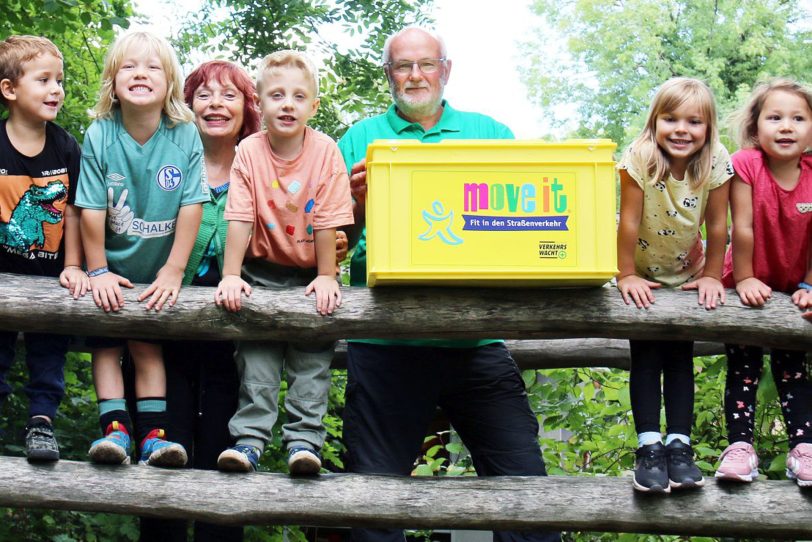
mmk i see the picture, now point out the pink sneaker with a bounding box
[787,443,812,487]
[715,442,759,482]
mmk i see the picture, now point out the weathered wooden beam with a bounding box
[336,339,723,370]
[64,338,720,370]
[0,272,808,349]
[0,457,809,538]
[504,339,723,370]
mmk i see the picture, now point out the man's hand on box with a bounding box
[349,158,367,204]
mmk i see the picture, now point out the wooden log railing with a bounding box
[1,273,809,349]
[65,338,725,371]
[335,338,726,370]
[0,272,810,538]
[0,457,811,539]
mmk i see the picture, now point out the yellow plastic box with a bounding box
[365,139,618,287]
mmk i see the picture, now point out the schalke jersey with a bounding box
[75,111,209,284]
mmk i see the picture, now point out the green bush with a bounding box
[0,349,138,541]
[410,355,793,542]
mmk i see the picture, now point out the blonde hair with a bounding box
[622,77,719,189]
[0,35,62,107]
[256,50,319,96]
[729,77,812,149]
[91,30,192,126]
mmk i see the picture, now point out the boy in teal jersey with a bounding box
[75,31,207,468]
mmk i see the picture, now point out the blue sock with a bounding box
[665,433,690,446]
[135,398,168,445]
[637,432,662,448]
[136,399,166,413]
[98,398,126,416]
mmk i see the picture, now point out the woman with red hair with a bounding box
[140,59,260,542]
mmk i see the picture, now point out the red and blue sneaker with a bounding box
[88,421,131,465]
[139,428,187,468]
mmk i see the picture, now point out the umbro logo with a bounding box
[107,172,126,182]
[797,203,812,214]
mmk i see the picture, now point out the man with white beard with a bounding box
[337,26,561,542]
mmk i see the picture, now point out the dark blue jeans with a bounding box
[0,331,68,420]
[344,342,560,542]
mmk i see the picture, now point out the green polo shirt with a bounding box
[337,101,513,348]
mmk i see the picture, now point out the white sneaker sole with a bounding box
[142,444,187,468]
[217,449,254,472]
[714,469,757,482]
[786,468,812,487]
[633,477,671,493]
[288,450,321,476]
[88,441,130,465]
[669,476,705,489]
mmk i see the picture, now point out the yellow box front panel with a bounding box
[365,140,618,287]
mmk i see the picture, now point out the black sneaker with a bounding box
[666,440,705,489]
[24,417,59,463]
[633,442,670,493]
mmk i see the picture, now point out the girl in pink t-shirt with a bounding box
[716,78,812,486]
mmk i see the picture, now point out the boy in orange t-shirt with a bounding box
[214,50,353,476]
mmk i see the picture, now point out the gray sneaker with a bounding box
[25,418,59,463]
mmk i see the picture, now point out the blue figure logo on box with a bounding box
[418,200,463,245]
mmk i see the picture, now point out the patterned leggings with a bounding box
[724,345,812,448]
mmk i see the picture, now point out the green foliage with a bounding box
[394,353,796,541]
[0,350,138,541]
[521,0,812,147]
[528,356,788,542]
[0,0,132,142]
[172,0,434,139]
[0,341,348,541]
[0,340,801,541]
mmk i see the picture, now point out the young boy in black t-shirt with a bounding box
[0,35,88,462]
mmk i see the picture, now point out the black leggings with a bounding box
[724,345,812,448]
[629,340,695,437]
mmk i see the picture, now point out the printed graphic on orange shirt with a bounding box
[0,174,68,255]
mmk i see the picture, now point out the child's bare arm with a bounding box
[682,181,729,309]
[616,171,660,308]
[81,208,133,312]
[306,228,341,316]
[215,220,253,312]
[730,177,771,305]
[59,203,90,298]
[139,203,202,311]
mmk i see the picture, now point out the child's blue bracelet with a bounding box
[798,282,812,291]
[87,266,109,277]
